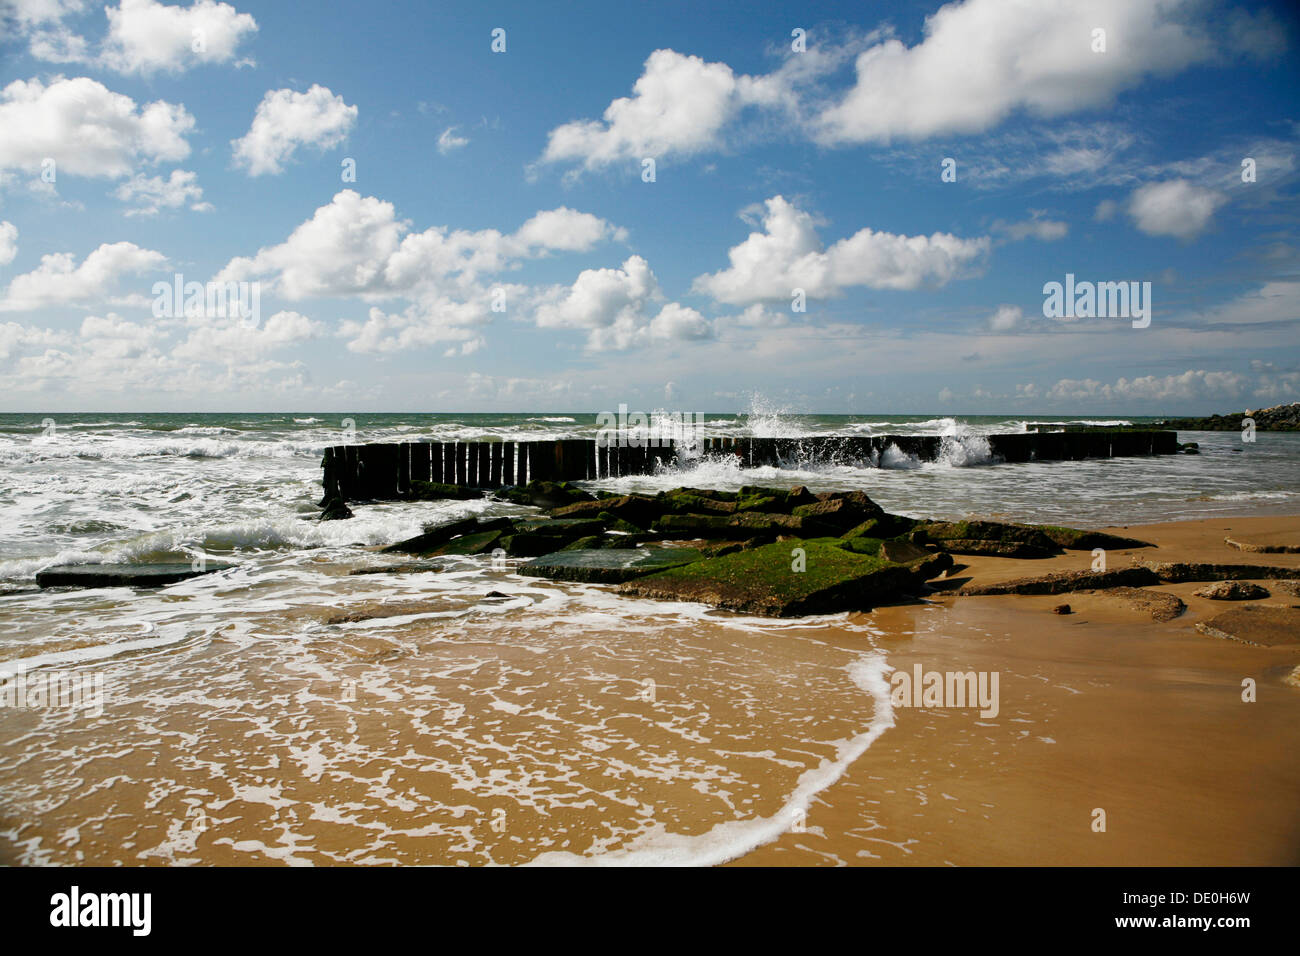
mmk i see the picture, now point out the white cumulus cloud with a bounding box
[114,169,210,216]
[692,195,989,305]
[534,255,712,351]
[1127,178,1227,240]
[539,48,800,172]
[0,241,166,311]
[232,85,357,176]
[0,75,194,178]
[814,0,1220,145]
[0,221,17,265]
[101,0,258,74]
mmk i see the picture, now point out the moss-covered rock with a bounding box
[1031,525,1154,550]
[383,516,513,554]
[513,517,607,537]
[599,514,647,534]
[915,520,1059,558]
[665,492,738,515]
[408,481,485,501]
[560,534,639,551]
[430,529,505,556]
[653,511,833,539]
[319,496,354,521]
[496,480,595,508]
[792,493,882,532]
[662,487,738,502]
[520,546,706,584]
[878,538,931,563]
[498,532,563,557]
[843,513,918,539]
[552,493,663,527]
[839,535,885,555]
[620,539,935,617]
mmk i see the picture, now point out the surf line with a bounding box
[523,650,896,867]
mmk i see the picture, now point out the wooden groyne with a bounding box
[321,430,1181,503]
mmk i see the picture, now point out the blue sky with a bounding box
[0,0,1297,414]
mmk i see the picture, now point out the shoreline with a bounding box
[1,512,1297,866]
[732,514,1300,866]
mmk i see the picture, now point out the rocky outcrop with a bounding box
[365,482,1220,619]
[1090,587,1186,622]
[959,567,1161,595]
[382,516,513,554]
[408,481,488,501]
[1156,401,1300,431]
[319,496,354,521]
[1196,606,1300,646]
[494,481,596,509]
[916,520,1060,558]
[349,561,448,575]
[36,562,234,589]
[653,512,832,538]
[1193,581,1271,601]
[520,547,704,584]
[620,539,948,617]
[1224,536,1300,554]
[1141,561,1300,583]
[1032,526,1153,550]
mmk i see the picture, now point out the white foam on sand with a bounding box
[523,651,895,867]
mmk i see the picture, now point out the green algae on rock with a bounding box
[520,546,706,584]
[619,539,944,617]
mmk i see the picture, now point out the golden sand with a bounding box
[734,515,1300,865]
[2,515,1297,866]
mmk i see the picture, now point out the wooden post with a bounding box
[443,442,456,486]
[475,442,491,487]
[396,443,411,496]
[502,441,516,486]
[411,443,432,485]
[428,442,443,484]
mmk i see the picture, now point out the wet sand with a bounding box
[734,515,1300,865]
[2,515,1297,866]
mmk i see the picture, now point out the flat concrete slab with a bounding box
[36,562,234,589]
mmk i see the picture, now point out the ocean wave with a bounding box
[172,425,244,436]
[0,500,497,582]
[1192,490,1297,502]
[0,438,324,462]
[935,435,996,467]
[880,443,921,470]
[1027,419,1134,427]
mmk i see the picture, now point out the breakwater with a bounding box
[321,430,1181,502]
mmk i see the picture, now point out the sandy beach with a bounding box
[734,514,1300,866]
[3,507,1297,866]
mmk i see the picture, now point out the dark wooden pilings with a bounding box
[321,430,1180,502]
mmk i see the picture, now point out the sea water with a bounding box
[0,409,1295,865]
